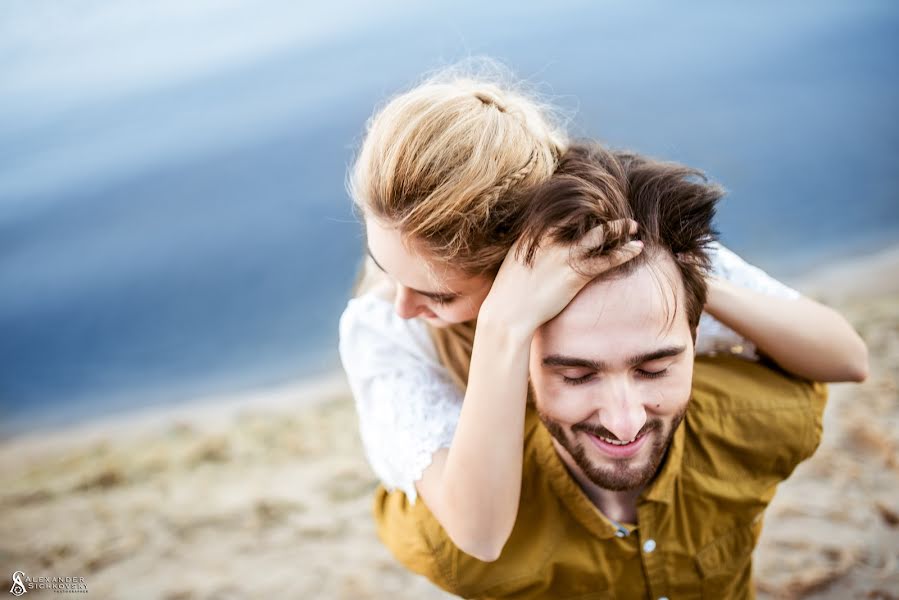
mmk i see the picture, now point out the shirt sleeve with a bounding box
[696,242,802,360]
[338,293,463,504]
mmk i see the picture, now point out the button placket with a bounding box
[637,504,667,600]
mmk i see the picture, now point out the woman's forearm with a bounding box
[418,313,532,562]
[705,277,868,382]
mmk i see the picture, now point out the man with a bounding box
[374,144,827,599]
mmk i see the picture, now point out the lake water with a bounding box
[1,0,897,434]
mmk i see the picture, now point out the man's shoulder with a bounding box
[683,355,828,485]
[690,355,827,414]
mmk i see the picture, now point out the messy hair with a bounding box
[519,141,722,333]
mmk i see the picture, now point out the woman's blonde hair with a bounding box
[348,61,568,388]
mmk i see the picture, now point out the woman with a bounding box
[339,63,868,561]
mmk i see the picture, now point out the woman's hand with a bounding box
[479,219,644,334]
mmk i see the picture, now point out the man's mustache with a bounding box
[571,418,663,442]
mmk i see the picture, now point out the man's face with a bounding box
[529,252,695,492]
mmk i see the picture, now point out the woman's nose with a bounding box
[597,379,647,442]
[394,285,423,320]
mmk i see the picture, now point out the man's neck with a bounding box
[551,439,644,525]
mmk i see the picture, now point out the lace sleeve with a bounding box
[338,293,463,504]
[696,242,801,360]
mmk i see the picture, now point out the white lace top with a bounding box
[338,242,799,503]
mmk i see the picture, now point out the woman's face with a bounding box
[364,216,493,327]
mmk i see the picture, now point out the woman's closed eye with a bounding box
[430,295,457,306]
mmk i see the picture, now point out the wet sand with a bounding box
[2,245,897,599]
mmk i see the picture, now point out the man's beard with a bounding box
[538,407,687,492]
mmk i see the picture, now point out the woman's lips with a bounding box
[586,429,650,459]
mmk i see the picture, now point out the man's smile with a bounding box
[585,429,651,459]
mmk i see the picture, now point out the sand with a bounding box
[2,245,897,599]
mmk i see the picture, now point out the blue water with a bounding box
[1,0,897,435]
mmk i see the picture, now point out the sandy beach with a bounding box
[2,245,897,599]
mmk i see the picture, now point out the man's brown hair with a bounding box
[518,141,723,334]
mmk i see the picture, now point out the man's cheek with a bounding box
[532,372,570,401]
[663,372,693,412]
[541,385,592,422]
[646,375,689,414]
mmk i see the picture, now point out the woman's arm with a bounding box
[704,276,868,382]
[414,317,532,562]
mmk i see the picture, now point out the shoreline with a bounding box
[789,241,899,301]
[0,371,350,464]
[3,241,897,453]
[760,230,899,281]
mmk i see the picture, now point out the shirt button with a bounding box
[615,530,626,538]
[643,539,656,553]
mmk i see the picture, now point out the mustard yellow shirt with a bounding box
[373,356,827,599]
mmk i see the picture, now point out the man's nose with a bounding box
[394,285,423,320]
[597,378,647,442]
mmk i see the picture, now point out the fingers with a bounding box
[578,218,638,251]
[572,240,644,278]
[602,240,644,269]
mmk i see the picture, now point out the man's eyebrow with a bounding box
[626,345,686,367]
[366,247,459,300]
[542,355,609,371]
[542,345,686,371]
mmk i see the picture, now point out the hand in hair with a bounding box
[479,219,644,335]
